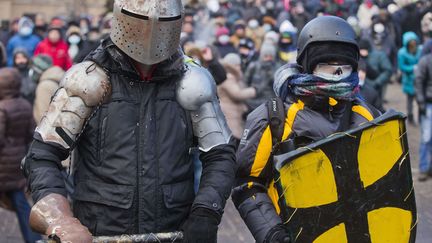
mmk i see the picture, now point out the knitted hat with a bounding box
[304,42,359,73]
[238,38,255,50]
[223,53,241,66]
[358,39,372,51]
[66,25,81,37]
[260,42,277,60]
[215,26,230,37]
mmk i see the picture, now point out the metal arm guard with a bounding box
[176,61,232,152]
[36,61,111,149]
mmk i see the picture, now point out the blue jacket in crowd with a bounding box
[398,31,422,95]
[6,34,40,66]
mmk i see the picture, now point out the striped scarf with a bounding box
[280,72,360,101]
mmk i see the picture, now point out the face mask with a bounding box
[81,26,89,35]
[263,24,272,32]
[248,19,259,29]
[373,23,385,34]
[218,35,230,45]
[68,35,81,45]
[313,63,353,81]
[15,63,28,71]
[19,26,33,37]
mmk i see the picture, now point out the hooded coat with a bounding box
[6,34,40,67]
[398,32,422,95]
[34,37,72,71]
[33,66,65,124]
[0,68,34,192]
[218,62,255,139]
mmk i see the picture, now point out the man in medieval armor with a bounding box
[22,1,236,242]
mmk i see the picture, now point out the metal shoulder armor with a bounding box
[177,60,232,152]
[36,61,111,149]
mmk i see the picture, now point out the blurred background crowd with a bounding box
[0,0,432,242]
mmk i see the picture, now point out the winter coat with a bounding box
[364,50,393,91]
[33,66,65,124]
[34,38,72,71]
[360,82,384,113]
[0,68,34,192]
[244,60,278,110]
[415,54,432,107]
[0,42,6,67]
[357,3,379,29]
[398,32,422,95]
[27,38,236,235]
[6,34,40,66]
[13,50,36,104]
[232,73,380,242]
[214,42,238,58]
[218,63,255,139]
[73,40,101,63]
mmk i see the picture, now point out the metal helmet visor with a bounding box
[111,0,183,65]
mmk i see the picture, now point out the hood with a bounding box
[402,32,419,47]
[0,68,21,99]
[221,62,242,81]
[13,48,30,59]
[273,63,301,98]
[39,66,65,84]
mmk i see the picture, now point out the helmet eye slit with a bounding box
[121,8,181,22]
[121,8,149,20]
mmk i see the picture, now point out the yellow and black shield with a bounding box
[273,111,416,243]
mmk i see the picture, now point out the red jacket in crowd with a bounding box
[34,38,72,71]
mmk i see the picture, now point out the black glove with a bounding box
[264,224,291,243]
[181,208,220,243]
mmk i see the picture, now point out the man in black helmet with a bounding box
[232,16,381,243]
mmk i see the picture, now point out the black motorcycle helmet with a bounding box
[296,16,359,74]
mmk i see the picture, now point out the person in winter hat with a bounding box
[398,31,422,124]
[358,38,393,101]
[219,53,256,140]
[238,37,258,72]
[0,67,40,243]
[214,26,237,58]
[13,48,35,104]
[34,26,72,71]
[244,41,278,110]
[6,17,41,66]
[233,16,380,243]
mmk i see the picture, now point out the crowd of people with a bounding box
[0,0,431,242]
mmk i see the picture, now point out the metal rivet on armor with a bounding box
[212,203,218,208]
[136,123,139,126]
[129,81,134,86]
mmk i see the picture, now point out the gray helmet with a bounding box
[111,0,184,65]
[296,16,359,68]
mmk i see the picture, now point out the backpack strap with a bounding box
[266,97,286,147]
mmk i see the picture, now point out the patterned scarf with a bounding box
[279,72,360,101]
